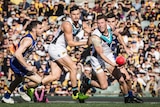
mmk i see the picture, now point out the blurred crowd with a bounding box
[0,0,160,98]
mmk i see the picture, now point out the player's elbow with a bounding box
[67,41,75,47]
[100,84,108,90]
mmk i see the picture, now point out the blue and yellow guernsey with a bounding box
[10,33,37,76]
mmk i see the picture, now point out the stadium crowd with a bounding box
[0,0,160,100]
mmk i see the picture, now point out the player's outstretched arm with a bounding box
[14,38,37,72]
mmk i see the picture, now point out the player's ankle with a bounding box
[84,77,91,85]
[72,86,78,96]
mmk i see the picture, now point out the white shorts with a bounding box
[90,53,115,73]
[48,44,67,61]
[65,72,81,80]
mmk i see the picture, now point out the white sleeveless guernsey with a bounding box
[48,18,83,60]
[51,17,82,48]
[92,25,113,56]
[90,25,116,73]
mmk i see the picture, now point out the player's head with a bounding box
[26,21,42,36]
[106,13,117,27]
[70,5,81,22]
[97,14,107,33]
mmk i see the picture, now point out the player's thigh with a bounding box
[120,67,130,80]
[57,55,76,70]
[48,44,67,61]
[96,71,108,88]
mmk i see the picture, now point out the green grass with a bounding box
[0,103,160,107]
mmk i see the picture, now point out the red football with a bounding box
[116,56,126,66]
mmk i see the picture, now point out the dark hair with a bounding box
[70,5,79,13]
[158,23,160,29]
[26,21,42,31]
[97,14,106,21]
[106,12,116,19]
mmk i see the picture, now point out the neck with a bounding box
[30,32,36,40]
[102,27,109,36]
[73,21,78,26]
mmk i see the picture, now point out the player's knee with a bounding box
[70,65,77,73]
[118,77,125,85]
[100,84,108,90]
[126,75,131,80]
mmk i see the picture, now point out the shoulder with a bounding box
[22,34,34,42]
[62,18,72,26]
[20,36,33,47]
[91,35,101,46]
[61,21,72,33]
[91,30,101,41]
[23,35,33,42]
[92,29,101,37]
[61,21,72,29]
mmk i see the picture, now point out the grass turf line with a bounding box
[0,103,160,107]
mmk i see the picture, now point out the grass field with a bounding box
[0,103,160,107]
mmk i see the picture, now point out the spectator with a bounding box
[21,0,30,10]
[27,1,37,19]
[64,0,75,16]
[34,86,49,103]
[7,11,18,27]
[142,6,155,21]
[0,51,3,71]
[92,0,102,15]
[145,0,155,9]
[39,1,50,17]
[132,0,142,12]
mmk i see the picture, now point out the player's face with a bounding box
[70,9,81,22]
[106,17,116,29]
[36,24,43,36]
[97,18,106,32]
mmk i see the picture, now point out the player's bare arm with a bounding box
[91,35,117,66]
[14,37,36,72]
[87,36,92,46]
[83,21,92,46]
[82,21,92,34]
[62,21,86,46]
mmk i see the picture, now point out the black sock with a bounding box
[4,90,11,99]
[84,77,91,85]
[72,86,78,96]
[38,82,43,86]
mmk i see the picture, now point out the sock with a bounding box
[38,82,43,87]
[72,86,78,96]
[20,85,27,92]
[88,79,91,85]
[84,77,91,85]
[4,90,11,99]
[128,90,133,97]
[124,94,129,97]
